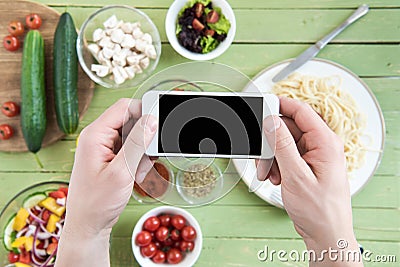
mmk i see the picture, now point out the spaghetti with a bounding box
[272,73,366,173]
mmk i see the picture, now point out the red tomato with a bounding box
[46,242,57,255]
[135,231,152,247]
[3,36,20,51]
[49,190,66,199]
[0,124,14,140]
[143,216,160,232]
[167,248,183,264]
[19,250,31,264]
[171,215,186,230]
[59,187,69,197]
[26,14,42,29]
[1,101,20,117]
[140,243,157,258]
[180,241,195,252]
[155,226,169,242]
[158,214,171,227]
[181,225,197,242]
[42,209,51,221]
[8,252,19,263]
[152,250,166,264]
[171,229,181,241]
[163,237,174,247]
[153,241,161,249]
[8,21,24,36]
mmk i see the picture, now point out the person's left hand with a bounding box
[56,98,157,267]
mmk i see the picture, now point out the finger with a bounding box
[268,160,281,185]
[263,115,310,177]
[134,155,154,183]
[256,158,273,181]
[279,97,330,134]
[281,116,302,143]
[90,98,142,132]
[109,115,157,180]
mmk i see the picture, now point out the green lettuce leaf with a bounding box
[207,7,231,35]
[200,35,219,53]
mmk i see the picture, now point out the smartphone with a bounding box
[142,91,279,159]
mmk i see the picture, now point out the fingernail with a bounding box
[141,116,158,133]
[264,116,281,133]
[135,171,148,184]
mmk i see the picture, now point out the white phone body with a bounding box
[142,91,279,159]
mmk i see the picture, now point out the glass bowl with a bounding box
[0,181,69,266]
[176,158,223,205]
[132,160,175,203]
[77,5,162,89]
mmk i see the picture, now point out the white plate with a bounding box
[233,58,385,209]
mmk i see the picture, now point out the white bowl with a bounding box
[132,206,203,266]
[165,0,236,60]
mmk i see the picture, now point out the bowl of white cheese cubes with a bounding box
[77,5,162,88]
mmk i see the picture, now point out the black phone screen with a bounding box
[158,94,263,156]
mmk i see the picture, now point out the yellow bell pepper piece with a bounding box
[41,197,66,217]
[11,236,27,248]
[12,208,29,231]
[24,236,40,252]
[46,214,61,233]
[15,263,32,267]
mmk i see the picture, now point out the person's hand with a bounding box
[258,97,362,266]
[56,98,157,267]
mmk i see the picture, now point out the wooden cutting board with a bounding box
[0,0,94,152]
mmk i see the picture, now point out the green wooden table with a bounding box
[1,0,399,266]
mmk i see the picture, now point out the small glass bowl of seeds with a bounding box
[176,159,223,205]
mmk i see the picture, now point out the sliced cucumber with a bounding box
[22,192,46,209]
[3,214,16,251]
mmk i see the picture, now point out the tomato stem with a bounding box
[33,153,44,169]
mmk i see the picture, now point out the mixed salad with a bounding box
[176,0,231,53]
[3,187,68,267]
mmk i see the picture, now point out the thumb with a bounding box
[110,115,157,181]
[263,115,304,175]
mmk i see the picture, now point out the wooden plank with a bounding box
[111,205,400,241]
[109,237,400,267]
[36,0,400,9]
[48,8,400,43]
[0,172,397,210]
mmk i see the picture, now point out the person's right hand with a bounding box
[258,97,363,266]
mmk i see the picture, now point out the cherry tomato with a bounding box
[181,225,197,242]
[135,231,152,247]
[0,124,14,140]
[158,214,171,227]
[173,241,181,249]
[171,215,186,230]
[3,35,20,51]
[1,101,20,117]
[180,241,195,252]
[8,21,24,36]
[155,226,169,242]
[163,237,174,247]
[59,187,69,197]
[171,229,181,241]
[19,250,31,264]
[153,241,162,249]
[49,190,66,199]
[167,248,183,264]
[152,250,166,264]
[26,14,42,29]
[140,242,157,258]
[42,209,51,221]
[143,216,160,232]
[8,252,19,263]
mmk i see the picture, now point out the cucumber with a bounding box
[21,30,46,153]
[22,192,46,209]
[53,12,79,134]
[3,215,16,251]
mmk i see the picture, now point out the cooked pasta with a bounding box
[272,73,366,173]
